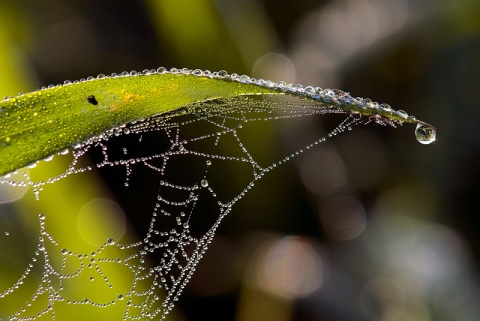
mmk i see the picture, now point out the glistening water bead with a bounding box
[415,123,436,144]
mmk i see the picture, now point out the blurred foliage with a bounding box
[0,0,480,320]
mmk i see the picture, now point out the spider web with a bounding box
[0,94,390,320]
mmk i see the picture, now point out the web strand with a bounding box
[0,95,386,320]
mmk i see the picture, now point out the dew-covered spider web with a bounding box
[0,93,401,321]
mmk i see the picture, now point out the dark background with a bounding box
[1,0,479,320]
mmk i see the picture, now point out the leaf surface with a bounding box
[0,69,430,176]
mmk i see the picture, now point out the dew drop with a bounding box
[415,123,436,144]
[238,75,250,84]
[43,155,54,162]
[217,70,228,78]
[201,179,209,187]
[27,162,38,169]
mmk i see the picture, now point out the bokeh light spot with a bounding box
[300,150,346,195]
[360,277,405,321]
[255,236,324,299]
[77,198,126,246]
[320,195,366,240]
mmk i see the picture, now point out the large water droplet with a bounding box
[415,123,436,144]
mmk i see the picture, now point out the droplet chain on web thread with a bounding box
[0,67,435,321]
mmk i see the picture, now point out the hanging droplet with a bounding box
[415,123,436,144]
[201,179,209,187]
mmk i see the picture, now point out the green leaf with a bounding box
[0,69,434,177]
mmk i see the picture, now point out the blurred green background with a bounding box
[1,0,480,320]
